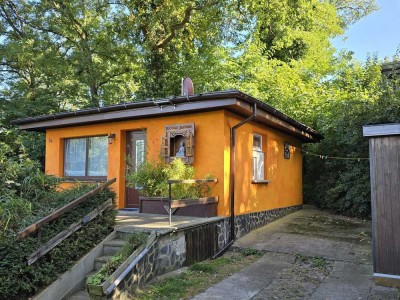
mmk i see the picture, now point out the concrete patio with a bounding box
[193,206,399,300]
[116,210,224,235]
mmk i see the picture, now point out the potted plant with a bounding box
[86,231,152,297]
[126,159,216,217]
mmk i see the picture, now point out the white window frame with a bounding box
[252,134,265,181]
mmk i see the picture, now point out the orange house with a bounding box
[12,89,321,237]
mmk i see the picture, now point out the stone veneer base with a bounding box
[234,205,302,238]
[110,204,302,299]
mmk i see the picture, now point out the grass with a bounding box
[135,249,263,300]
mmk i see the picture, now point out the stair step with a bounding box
[66,289,90,300]
[85,270,98,280]
[103,239,126,255]
[94,255,113,271]
[116,230,131,239]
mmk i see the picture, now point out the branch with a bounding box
[154,4,204,50]
[98,67,131,87]
[0,3,24,39]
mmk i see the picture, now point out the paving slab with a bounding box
[310,261,373,299]
[192,252,294,300]
[191,207,398,300]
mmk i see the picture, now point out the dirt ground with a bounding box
[193,206,399,300]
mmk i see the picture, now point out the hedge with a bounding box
[0,185,116,299]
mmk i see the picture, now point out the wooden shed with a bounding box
[363,123,400,287]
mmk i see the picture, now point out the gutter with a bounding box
[213,103,257,258]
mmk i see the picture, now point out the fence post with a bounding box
[168,181,172,225]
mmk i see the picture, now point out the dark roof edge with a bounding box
[11,89,322,140]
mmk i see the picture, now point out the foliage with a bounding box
[0,181,116,299]
[126,159,212,199]
[87,232,148,286]
[303,60,400,218]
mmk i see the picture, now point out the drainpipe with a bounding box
[213,103,257,258]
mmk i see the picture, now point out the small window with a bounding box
[64,136,108,178]
[253,134,264,180]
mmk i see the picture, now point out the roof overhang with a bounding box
[363,123,400,137]
[11,90,323,143]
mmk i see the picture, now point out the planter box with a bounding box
[139,196,218,218]
[87,232,156,297]
[87,243,146,297]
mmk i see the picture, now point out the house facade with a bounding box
[12,90,321,221]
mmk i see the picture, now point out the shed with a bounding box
[363,123,400,287]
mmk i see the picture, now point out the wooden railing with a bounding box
[166,178,218,225]
[18,178,116,239]
[17,178,116,265]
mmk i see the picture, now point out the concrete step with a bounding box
[103,239,126,255]
[66,288,90,300]
[84,270,98,280]
[94,255,113,271]
[116,230,131,240]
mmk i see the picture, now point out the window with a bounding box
[64,136,108,178]
[253,134,264,180]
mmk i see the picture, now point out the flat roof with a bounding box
[363,123,400,137]
[382,61,400,75]
[11,89,323,143]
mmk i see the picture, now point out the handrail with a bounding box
[167,178,218,225]
[167,179,218,184]
[17,178,116,239]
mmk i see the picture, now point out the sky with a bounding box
[332,0,400,61]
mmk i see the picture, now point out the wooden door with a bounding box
[125,131,146,208]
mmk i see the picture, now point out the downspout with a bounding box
[213,103,257,258]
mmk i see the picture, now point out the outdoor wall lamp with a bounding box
[108,133,116,144]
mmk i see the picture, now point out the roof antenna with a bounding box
[182,77,194,101]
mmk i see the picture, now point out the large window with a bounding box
[64,136,108,178]
[252,134,264,181]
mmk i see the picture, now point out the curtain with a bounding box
[65,138,86,176]
[88,136,108,176]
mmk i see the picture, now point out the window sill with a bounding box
[61,177,107,183]
[251,179,270,184]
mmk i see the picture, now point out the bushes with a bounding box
[0,146,117,299]
[126,158,212,199]
[303,71,400,218]
[0,185,116,299]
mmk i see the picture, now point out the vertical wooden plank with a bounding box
[377,137,395,275]
[390,136,400,274]
[384,137,396,275]
[374,137,384,273]
[369,138,378,273]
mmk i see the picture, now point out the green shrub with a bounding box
[126,158,212,199]
[0,185,116,299]
[87,232,148,286]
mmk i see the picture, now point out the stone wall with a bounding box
[234,205,302,238]
[112,205,301,299]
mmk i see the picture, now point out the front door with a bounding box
[125,131,146,208]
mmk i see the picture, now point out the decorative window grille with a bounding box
[161,123,195,164]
